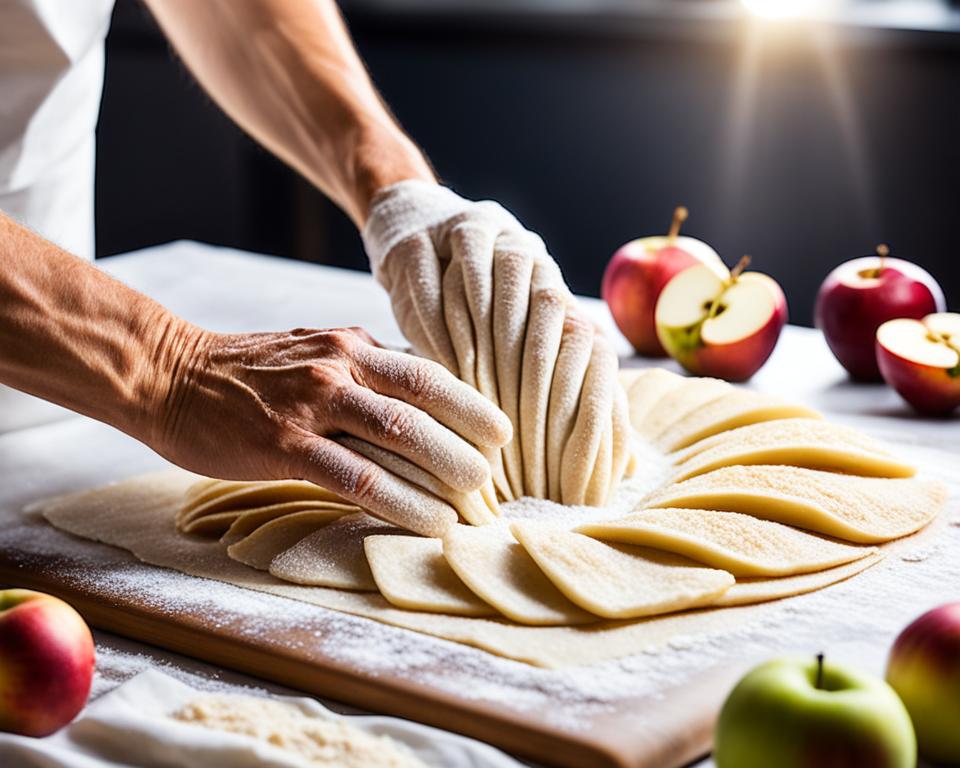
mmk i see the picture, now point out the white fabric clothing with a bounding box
[0,0,115,433]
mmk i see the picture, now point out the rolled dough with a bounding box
[364,535,495,617]
[269,513,403,591]
[642,465,946,544]
[38,470,900,667]
[669,418,916,482]
[636,377,730,439]
[221,501,357,546]
[226,510,348,571]
[511,522,734,620]
[622,368,686,430]
[441,524,594,626]
[577,508,877,577]
[656,391,822,452]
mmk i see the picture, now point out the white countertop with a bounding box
[1,240,956,768]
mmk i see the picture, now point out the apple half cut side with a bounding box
[876,313,960,415]
[655,264,787,382]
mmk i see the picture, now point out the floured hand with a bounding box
[362,181,631,504]
[143,325,512,536]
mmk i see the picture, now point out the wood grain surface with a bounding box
[0,542,739,768]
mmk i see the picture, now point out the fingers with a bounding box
[356,345,512,449]
[329,383,491,493]
[285,434,457,537]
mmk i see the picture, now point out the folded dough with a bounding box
[578,508,876,577]
[657,391,822,452]
[269,513,403,591]
[670,418,916,482]
[221,501,355,546]
[226,510,346,570]
[492,247,534,499]
[560,338,619,505]
[519,264,567,499]
[622,368,686,431]
[546,314,595,502]
[511,522,734,620]
[442,524,594,626]
[178,480,344,535]
[715,551,885,607]
[636,376,730,439]
[364,535,495,617]
[642,465,945,544]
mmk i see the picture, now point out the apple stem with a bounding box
[668,206,688,244]
[815,653,824,690]
[730,254,751,283]
[874,243,889,277]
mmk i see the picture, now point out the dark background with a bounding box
[95,0,960,327]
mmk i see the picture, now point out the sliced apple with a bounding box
[655,261,787,382]
[876,313,960,415]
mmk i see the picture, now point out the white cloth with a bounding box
[0,0,115,434]
[0,669,523,767]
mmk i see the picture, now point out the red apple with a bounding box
[876,313,960,415]
[655,256,788,382]
[886,603,960,764]
[0,589,95,736]
[602,206,726,357]
[815,245,945,381]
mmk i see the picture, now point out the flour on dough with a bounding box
[226,510,347,571]
[636,376,730,440]
[511,522,733,619]
[442,524,594,626]
[656,391,822,452]
[578,508,877,577]
[365,535,495,617]
[669,418,915,481]
[642,465,946,544]
[270,513,402,591]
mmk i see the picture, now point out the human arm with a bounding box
[140,0,434,227]
[0,214,510,533]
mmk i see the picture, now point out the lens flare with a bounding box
[740,0,835,19]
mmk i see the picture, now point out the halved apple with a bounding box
[876,313,960,415]
[654,260,788,382]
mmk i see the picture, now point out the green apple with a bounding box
[715,655,916,768]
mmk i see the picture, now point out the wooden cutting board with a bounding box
[0,538,739,768]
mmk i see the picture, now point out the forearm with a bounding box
[142,0,435,226]
[0,213,197,442]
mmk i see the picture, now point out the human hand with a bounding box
[361,181,632,505]
[143,324,512,536]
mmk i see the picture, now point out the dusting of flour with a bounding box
[174,695,426,767]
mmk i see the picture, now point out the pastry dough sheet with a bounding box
[39,470,906,668]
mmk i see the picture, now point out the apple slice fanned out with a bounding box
[655,389,821,452]
[641,465,945,544]
[635,376,731,439]
[576,508,877,577]
[668,418,916,482]
[511,522,733,620]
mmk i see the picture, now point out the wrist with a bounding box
[130,310,212,454]
[349,120,435,226]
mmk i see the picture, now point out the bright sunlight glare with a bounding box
[740,0,836,19]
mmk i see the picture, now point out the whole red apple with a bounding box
[0,589,95,736]
[602,206,726,357]
[876,313,960,415]
[887,603,960,765]
[815,245,945,381]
